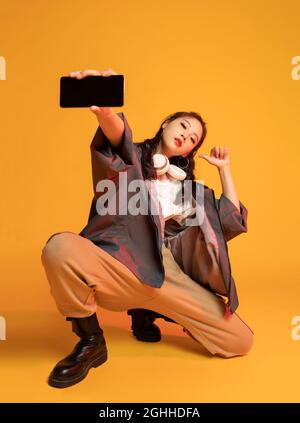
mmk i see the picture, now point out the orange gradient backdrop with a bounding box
[0,0,300,402]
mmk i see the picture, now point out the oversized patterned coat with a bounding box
[77,112,248,315]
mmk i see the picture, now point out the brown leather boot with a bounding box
[48,313,108,388]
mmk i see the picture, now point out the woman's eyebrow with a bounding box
[182,119,199,142]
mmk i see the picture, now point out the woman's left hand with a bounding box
[199,146,230,169]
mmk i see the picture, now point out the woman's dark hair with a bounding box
[135,111,207,181]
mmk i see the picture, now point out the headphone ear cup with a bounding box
[167,164,187,181]
[153,154,170,175]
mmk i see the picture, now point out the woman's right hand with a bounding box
[69,68,118,118]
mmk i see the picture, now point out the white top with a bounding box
[153,179,196,225]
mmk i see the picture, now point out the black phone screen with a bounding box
[60,75,124,108]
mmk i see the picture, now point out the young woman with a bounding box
[41,68,254,389]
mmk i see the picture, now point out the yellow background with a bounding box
[0,0,300,402]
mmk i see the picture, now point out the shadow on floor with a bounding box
[0,311,212,360]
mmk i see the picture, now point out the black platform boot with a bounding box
[127,308,177,342]
[48,313,108,388]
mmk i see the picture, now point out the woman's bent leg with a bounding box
[40,231,159,318]
[142,244,254,358]
[40,231,160,388]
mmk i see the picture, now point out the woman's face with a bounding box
[158,116,203,158]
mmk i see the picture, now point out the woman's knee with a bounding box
[41,232,76,268]
[235,328,254,356]
[234,313,254,356]
[212,313,254,358]
[223,324,254,358]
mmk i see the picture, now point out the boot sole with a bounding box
[48,350,108,389]
[132,330,161,342]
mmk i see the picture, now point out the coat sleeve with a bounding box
[216,193,248,242]
[90,111,136,194]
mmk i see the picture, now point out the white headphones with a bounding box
[153,153,187,181]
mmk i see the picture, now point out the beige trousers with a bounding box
[41,231,254,358]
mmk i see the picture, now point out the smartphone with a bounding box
[60,75,124,108]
